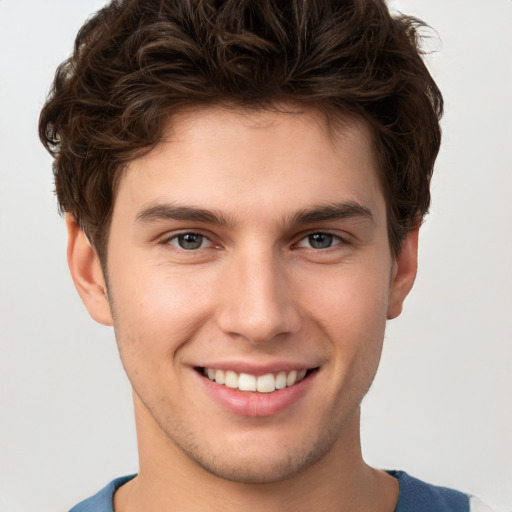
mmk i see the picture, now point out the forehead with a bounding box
[114,105,384,227]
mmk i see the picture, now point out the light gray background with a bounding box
[0,1,511,511]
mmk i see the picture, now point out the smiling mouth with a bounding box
[197,367,317,393]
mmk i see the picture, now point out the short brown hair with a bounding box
[39,0,443,260]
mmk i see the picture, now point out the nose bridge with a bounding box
[216,244,301,343]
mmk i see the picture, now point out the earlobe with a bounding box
[387,226,419,320]
[66,215,113,326]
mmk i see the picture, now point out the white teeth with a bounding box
[275,371,287,389]
[204,367,309,393]
[224,370,238,389]
[215,369,225,385]
[238,373,257,391]
[256,373,275,393]
[286,370,297,387]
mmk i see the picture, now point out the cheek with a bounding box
[302,260,390,329]
[303,263,390,372]
[108,263,214,359]
[107,269,211,407]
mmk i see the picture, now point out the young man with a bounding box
[38,1,490,511]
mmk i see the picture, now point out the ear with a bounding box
[387,226,419,320]
[66,215,113,326]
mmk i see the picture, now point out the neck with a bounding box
[114,394,398,512]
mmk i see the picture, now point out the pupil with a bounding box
[179,233,203,250]
[309,233,333,249]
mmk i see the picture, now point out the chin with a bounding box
[180,429,338,484]
[192,453,316,484]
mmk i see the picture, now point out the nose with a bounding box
[216,249,302,344]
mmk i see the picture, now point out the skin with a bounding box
[67,105,418,511]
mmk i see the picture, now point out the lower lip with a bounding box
[197,371,316,417]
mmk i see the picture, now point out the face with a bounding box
[70,106,417,484]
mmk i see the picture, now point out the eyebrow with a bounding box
[135,201,374,227]
[289,202,374,225]
[135,203,232,226]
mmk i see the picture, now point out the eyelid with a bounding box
[157,228,351,251]
[293,228,355,245]
[160,230,217,250]
[293,230,348,249]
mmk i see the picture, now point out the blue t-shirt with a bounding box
[69,471,472,512]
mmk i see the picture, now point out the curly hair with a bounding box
[39,0,443,260]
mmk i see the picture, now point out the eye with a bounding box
[296,232,342,250]
[168,232,211,250]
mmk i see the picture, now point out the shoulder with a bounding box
[389,471,494,512]
[68,475,136,512]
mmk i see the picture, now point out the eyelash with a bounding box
[161,231,347,252]
[163,232,214,251]
[293,232,345,251]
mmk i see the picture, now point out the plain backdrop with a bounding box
[0,1,511,511]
